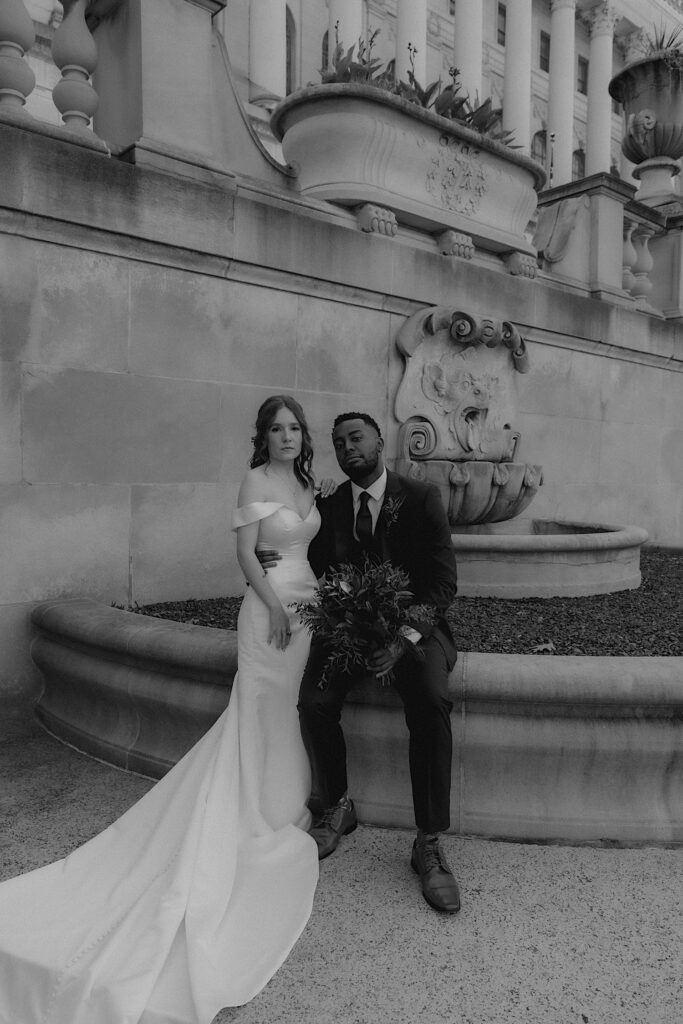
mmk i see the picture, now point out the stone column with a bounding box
[396,0,427,84]
[502,0,532,153]
[92,0,230,179]
[547,0,576,186]
[249,0,287,104]
[328,0,364,56]
[586,2,617,176]
[452,0,483,102]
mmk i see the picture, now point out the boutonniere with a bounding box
[380,494,405,532]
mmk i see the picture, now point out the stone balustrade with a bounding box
[626,217,658,310]
[535,172,673,313]
[5,1,683,316]
[0,0,36,113]
[0,0,109,152]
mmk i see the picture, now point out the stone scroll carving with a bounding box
[394,307,543,526]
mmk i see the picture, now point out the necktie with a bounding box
[356,491,373,548]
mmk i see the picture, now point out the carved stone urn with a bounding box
[270,84,546,258]
[609,51,683,204]
[394,307,542,527]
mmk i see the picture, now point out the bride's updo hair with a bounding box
[250,394,315,489]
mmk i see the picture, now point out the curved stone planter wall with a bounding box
[452,521,649,597]
[31,599,237,777]
[31,599,683,845]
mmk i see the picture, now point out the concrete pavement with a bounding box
[1,694,681,1024]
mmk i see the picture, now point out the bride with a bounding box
[0,394,328,1024]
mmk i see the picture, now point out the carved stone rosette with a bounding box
[394,307,543,526]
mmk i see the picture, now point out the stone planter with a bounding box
[609,52,683,161]
[609,52,683,203]
[270,84,546,256]
[30,599,683,844]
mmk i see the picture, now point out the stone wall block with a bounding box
[0,361,22,481]
[130,483,238,605]
[519,348,603,422]
[233,198,397,298]
[0,125,235,259]
[0,235,128,371]
[598,359,664,425]
[0,482,130,604]
[22,366,223,483]
[514,413,602,485]
[597,421,661,491]
[130,272,298,386]
[295,297,389,396]
[36,244,130,370]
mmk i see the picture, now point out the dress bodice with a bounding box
[232,502,321,603]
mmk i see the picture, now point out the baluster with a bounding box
[622,218,637,294]
[630,225,655,304]
[52,0,98,131]
[0,0,36,113]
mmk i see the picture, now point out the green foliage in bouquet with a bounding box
[293,557,436,687]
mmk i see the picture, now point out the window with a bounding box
[539,31,550,72]
[286,6,295,95]
[531,130,547,166]
[322,29,329,70]
[497,3,507,47]
[577,56,588,95]
[572,149,585,180]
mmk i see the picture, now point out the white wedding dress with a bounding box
[0,502,321,1024]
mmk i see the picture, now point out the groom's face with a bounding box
[332,418,384,484]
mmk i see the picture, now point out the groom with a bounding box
[301,412,460,913]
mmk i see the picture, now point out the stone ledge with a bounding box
[30,599,683,844]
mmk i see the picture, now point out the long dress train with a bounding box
[0,502,320,1024]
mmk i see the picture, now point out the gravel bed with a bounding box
[134,548,682,657]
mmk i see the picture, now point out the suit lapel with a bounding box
[333,482,356,564]
[374,470,405,562]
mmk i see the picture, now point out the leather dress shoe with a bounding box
[309,799,358,859]
[411,837,461,913]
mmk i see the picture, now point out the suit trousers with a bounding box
[297,635,454,834]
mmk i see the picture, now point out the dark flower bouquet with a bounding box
[294,557,436,687]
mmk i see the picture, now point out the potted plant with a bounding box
[270,31,546,257]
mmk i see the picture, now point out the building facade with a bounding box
[24,1,683,187]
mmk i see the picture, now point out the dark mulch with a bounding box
[134,548,682,657]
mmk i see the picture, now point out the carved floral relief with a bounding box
[394,307,542,526]
[424,138,488,216]
[395,307,529,463]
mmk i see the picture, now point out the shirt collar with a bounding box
[351,468,387,505]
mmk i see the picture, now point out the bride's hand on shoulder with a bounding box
[315,478,339,499]
[268,603,292,650]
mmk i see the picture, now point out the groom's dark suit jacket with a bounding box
[308,469,459,669]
